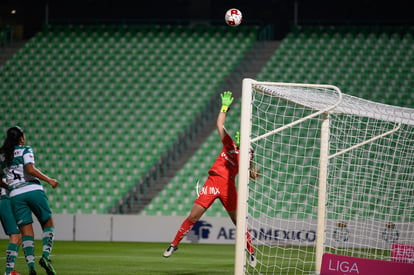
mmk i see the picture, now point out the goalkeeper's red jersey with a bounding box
[208,133,239,179]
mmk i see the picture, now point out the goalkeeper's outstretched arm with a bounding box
[217,91,234,140]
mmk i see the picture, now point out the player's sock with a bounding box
[22,235,35,271]
[42,227,55,259]
[5,242,19,274]
[246,230,254,254]
[246,230,257,268]
[171,218,196,246]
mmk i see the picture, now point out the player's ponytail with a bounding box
[0,126,24,166]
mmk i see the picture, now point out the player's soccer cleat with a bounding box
[9,271,21,275]
[39,256,56,275]
[248,252,257,268]
[163,244,178,258]
[28,270,36,275]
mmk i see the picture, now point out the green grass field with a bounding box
[0,240,397,275]
[0,240,236,275]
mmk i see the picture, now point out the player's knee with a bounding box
[41,217,54,229]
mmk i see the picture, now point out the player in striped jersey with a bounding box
[0,174,22,275]
[0,126,58,275]
[163,91,258,267]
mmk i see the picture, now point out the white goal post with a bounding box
[235,78,414,274]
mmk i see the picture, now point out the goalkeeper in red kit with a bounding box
[163,91,258,267]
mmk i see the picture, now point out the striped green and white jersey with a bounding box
[0,145,43,196]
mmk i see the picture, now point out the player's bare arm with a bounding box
[217,91,234,140]
[0,175,7,190]
[25,163,59,188]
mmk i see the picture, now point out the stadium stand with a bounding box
[259,25,414,106]
[1,24,412,217]
[141,25,414,218]
[0,24,259,214]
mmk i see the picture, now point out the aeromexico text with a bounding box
[219,227,316,243]
[185,219,317,245]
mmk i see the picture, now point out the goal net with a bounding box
[235,79,414,275]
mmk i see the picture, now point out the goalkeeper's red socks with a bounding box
[170,218,254,254]
[246,230,255,254]
[171,218,196,246]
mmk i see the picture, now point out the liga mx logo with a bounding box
[333,222,350,242]
[382,222,399,243]
[186,220,212,243]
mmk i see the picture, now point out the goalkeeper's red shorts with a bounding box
[194,174,237,212]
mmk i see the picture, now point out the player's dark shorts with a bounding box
[11,190,52,227]
[194,174,237,211]
[0,195,21,235]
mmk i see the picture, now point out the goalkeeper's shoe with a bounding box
[163,244,178,258]
[39,256,56,275]
[248,252,257,268]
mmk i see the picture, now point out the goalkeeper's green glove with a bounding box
[220,91,234,113]
[235,131,240,147]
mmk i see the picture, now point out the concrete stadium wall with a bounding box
[1,214,412,250]
[0,214,237,244]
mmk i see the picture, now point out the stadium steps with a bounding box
[1,24,260,214]
[0,40,27,69]
[134,41,281,215]
[225,40,280,100]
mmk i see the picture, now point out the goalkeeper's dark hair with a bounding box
[0,126,24,166]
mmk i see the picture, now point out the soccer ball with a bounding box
[224,8,242,27]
